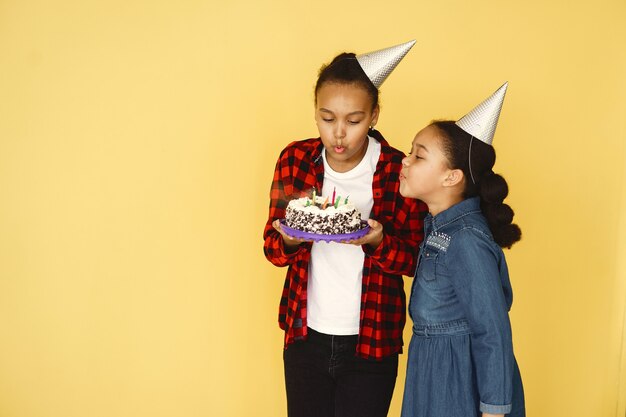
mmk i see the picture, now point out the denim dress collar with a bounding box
[424,197,482,234]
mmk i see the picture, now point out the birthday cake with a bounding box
[285,193,363,235]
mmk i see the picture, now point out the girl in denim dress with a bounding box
[398,84,525,417]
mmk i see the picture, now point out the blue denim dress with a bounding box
[401,198,525,417]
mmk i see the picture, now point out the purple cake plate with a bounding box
[279,219,370,243]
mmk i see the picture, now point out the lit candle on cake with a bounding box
[332,187,336,205]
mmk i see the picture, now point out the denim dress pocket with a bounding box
[418,248,439,281]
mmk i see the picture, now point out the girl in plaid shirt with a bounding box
[263,42,427,417]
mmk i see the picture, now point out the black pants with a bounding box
[283,328,398,417]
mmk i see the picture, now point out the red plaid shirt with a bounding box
[263,131,428,360]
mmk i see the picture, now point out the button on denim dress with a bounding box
[401,197,525,417]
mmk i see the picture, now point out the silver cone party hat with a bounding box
[356,40,416,88]
[455,82,508,145]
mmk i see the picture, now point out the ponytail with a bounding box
[478,172,521,248]
[432,120,522,248]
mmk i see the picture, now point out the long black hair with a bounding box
[314,52,379,111]
[432,120,521,248]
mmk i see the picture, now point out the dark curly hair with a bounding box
[432,120,521,248]
[314,52,379,111]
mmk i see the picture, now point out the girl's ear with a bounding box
[443,168,464,187]
[370,104,380,127]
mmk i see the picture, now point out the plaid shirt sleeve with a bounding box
[363,149,428,276]
[263,140,319,344]
[263,144,314,267]
[357,137,428,360]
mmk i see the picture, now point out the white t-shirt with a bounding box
[307,136,381,335]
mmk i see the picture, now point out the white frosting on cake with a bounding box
[285,196,362,234]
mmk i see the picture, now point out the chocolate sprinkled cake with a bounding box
[285,196,362,235]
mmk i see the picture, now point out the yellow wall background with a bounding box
[1,1,625,416]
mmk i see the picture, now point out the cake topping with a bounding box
[284,187,363,235]
[303,187,351,210]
